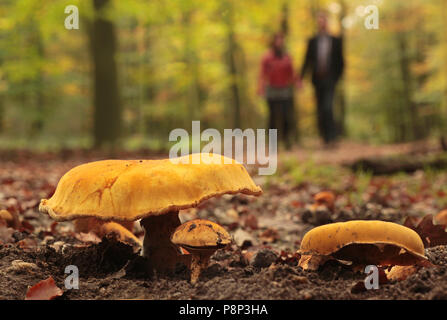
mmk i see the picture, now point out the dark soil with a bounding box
[1,238,447,300]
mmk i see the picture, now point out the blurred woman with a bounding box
[258,32,297,149]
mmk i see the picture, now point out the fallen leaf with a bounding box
[298,254,330,271]
[435,210,447,225]
[0,225,14,244]
[75,232,102,243]
[233,228,257,248]
[6,260,39,274]
[18,238,39,251]
[19,220,34,233]
[243,213,258,230]
[0,209,19,228]
[276,250,301,265]
[386,260,435,282]
[25,277,64,300]
[290,200,303,208]
[403,216,422,229]
[386,265,418,282]
[314,191,335,211]
[259,228,279,243]
[405,214,447,248]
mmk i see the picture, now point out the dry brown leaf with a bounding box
[314,191,335,211]
[25,277,64,300]
[243,213,258,230]
[404,214,447,248]
[75,232,102,243]
[0,225,14,244]
[0,209,19,229]
[435,210,447,225]
[298,254,329,270]
[386,265,418,282]
[276,250,301,265]
[259,228,279,243]
[386,259,435,282]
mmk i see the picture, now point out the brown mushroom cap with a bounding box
[39,153,262,222]
[171,219,231,248]
[299,220,427,265]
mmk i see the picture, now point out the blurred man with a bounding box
[258,32,296,150]
[298,11,344,146]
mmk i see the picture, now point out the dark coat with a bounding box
[300,35,344,86]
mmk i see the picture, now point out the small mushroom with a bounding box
[39,153,262,274]
[299,220,427,266]
[73,217,136,246]
[171,219,231,284]
[99,222,142,247]
[74,217,134,234]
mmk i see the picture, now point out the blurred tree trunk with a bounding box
[396,31,418,141]
[281,1,299,143]
[0,50,3,133]
[280,2,289,36]
[443,0,447,150]
[89,0,122,149]
[135,23,156,137]
[335,0,347,137]
[182,8,204,124]
[0,93,3,134]
[30,25,45,137]
[223,0,242,128]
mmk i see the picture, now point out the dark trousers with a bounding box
[314,81,337,144]
[267,97,295,149]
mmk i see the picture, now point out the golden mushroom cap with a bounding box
[299,220,426,265]
[39,153,262,222]
[171,219,231,248]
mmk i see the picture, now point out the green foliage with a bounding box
[0,0,445,148]
[274,155,348,190]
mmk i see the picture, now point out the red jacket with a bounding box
[260,51,295,88]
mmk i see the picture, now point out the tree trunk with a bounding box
[396,31,418,141]
[223,0,242,128]
[89,0,122,149]
[442,0,447,148]
[33,27,45,136]
[181,8,203,125]
[281,1,299,143]
[350,153,447,175]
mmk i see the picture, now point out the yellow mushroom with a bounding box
[99,222,142,247]
[299,220,427,266]
[39,153,261,274]
[171,219,231,284]
[73,217,135,241]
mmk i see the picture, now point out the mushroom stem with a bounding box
[190,251,213,284]
[140,210,183,274]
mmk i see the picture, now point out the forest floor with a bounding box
[1,140,447,300]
